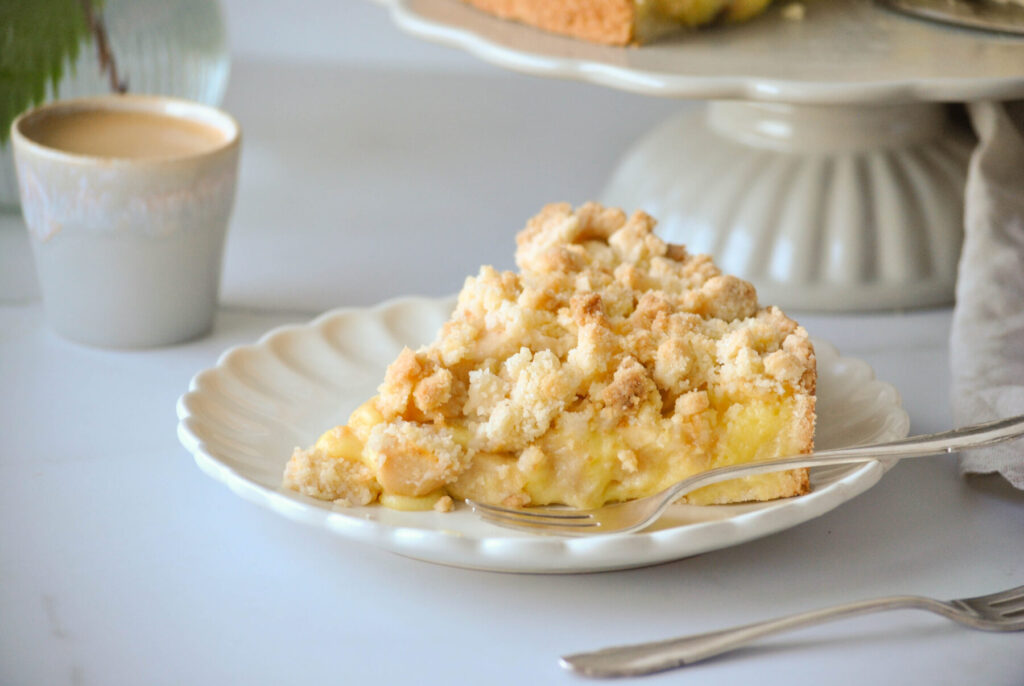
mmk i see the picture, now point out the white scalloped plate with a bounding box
[176,296,909,573]
[389,0,1024,104]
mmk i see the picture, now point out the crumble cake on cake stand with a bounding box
[388,0,1024,310]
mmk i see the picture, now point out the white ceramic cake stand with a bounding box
[388,0,1024,310]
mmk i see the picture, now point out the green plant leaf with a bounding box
[0,0,93,143]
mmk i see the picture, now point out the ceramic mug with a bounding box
[11,95,240,348]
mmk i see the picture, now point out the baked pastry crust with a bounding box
[463,0,635,44]
[285,203,815,511]
[460,0,777,45]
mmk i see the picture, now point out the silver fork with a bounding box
[560,583,1024,678]
[467,414,1024,536]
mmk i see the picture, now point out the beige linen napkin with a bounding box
[950,101,1024,489]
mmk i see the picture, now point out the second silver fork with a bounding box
[468,413,1024,536]
[561,583,1024,677]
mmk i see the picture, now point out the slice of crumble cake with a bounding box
[284,203,815,511]
[459,0,778,46]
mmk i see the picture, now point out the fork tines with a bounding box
[466,500,600,529]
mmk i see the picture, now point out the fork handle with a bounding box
[660,413,1024,503]
[560,595,951,678]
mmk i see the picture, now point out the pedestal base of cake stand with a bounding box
[602,101,975,311]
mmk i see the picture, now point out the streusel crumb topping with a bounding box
[376,202,812,444]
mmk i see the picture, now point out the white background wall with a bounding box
[219,0,485,69]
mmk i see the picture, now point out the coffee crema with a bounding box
[21,109,227,159]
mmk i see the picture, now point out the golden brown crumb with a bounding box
[377,347,420,418]
[413,367,454,417]
[283,441,380,506]
[699,275,758,321]
[601,356,656,416]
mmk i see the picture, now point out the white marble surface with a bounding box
[2,3,1023,685]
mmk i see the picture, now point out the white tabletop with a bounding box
[2,3,1022,685]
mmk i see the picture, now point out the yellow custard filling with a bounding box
[299,391,807,511]
[635,0,775,40]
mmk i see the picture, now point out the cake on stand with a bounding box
[388,0,1024,310]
